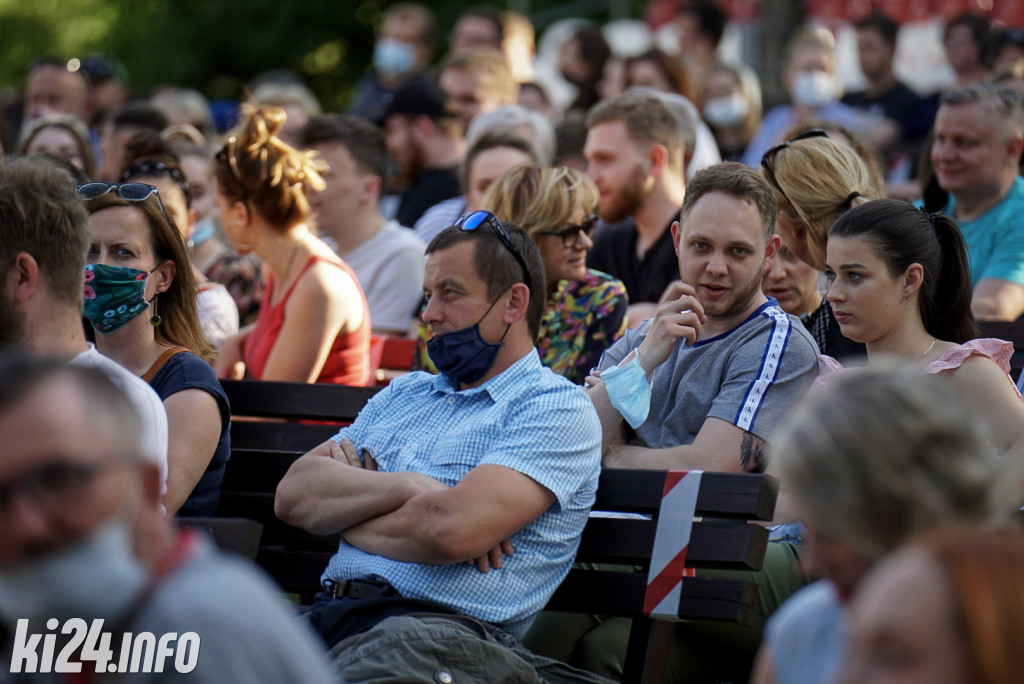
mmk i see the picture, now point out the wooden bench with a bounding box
[214,379,777,684]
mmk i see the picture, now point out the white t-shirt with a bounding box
[69,345,169,488]
[338,220,426,333]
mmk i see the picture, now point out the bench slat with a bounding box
[596,470,777,521]
[221,379,379,421]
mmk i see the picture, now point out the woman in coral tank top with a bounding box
[213,105,371,385]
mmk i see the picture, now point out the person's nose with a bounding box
[0,492,56,565]
[706,250,727,276]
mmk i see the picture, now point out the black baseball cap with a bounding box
[380,78,456,122]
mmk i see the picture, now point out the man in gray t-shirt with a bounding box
[589,162,819,473]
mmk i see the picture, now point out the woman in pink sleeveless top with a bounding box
[818,199,1024,497]
[212,105,371,385]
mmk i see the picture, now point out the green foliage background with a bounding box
[0,0,625,111]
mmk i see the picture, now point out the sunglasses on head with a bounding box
[539,214,599,248]
[77,182,174,225]
[454,211,531,284]
[760,129,829,208]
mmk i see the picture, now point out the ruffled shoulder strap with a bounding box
[926,339,1014,375]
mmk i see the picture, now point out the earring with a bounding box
[903,291,908,299]
[150,293,162,326]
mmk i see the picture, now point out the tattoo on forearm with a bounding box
[740,431,767,473]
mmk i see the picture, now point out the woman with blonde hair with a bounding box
[18,113,96,179]
[760,130,881,358]
[482,165,628,383]
[213,105,371,385]
[81,182,229,515]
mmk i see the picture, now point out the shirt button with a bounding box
[447,397,455,405]
[435,671,453,684]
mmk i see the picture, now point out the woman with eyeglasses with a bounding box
[414,166,628,384]
[119,132,239,348]
[80,181,229,517]
[759,129,882,361]
[212,105,371,385]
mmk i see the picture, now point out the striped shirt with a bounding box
[598,300,819,461]
[323,351,601,638]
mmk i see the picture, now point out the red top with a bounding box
[244,255,372,385]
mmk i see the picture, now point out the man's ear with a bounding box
[763,233,782,274]
[10,252,40,303]
[362,174,383,204]
[1007,135,1024,166]
[671,219,682,253]
[649,143,668,177]
[503,282,530,324]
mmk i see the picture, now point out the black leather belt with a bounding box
[322,578,401,600]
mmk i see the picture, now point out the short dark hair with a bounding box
[944,12,991,47]
[457,6,505,44]
[0,157,89,306]
[425,218,546,340]
[109,101,168,134]
[461,130,537,192]
[682,162,777,241]
[855,11,899,46]
[300,114,389,189]
[678,1,728,47]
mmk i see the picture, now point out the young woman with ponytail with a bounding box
[820,198,1024,499]
[212,104,371,385]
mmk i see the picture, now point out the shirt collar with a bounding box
[430,349,541,401]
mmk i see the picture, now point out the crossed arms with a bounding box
[275,438,555,565]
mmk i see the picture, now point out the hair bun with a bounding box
[239,104,287,151]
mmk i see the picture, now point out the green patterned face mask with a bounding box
[82,263,155,334]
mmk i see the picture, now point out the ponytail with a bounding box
[927,212,977,344]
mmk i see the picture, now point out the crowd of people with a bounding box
[4,1,1024,682]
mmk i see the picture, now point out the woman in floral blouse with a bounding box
[415,165,628,384]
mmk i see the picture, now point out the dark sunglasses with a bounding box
[121,160,192,208]
[760,129,829,208]
[539,214,599,248]
[454,211,530,284]
[0,460,116,514]
[77,182,174,225]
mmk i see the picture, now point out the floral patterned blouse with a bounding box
[414,269,629,385]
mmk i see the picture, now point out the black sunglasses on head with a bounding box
[454,211,531,284]
[77,182,174,225]
[760,129,829,208]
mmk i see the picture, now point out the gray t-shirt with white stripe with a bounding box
[598,301,819,454]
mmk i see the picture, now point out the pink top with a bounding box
[243,255,372,385]
[816,339,1021,399]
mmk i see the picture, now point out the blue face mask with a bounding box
[373,38,416,76]
[82,263,154,334]
[427,295,510,385]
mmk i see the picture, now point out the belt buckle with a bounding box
[322,578,348,599]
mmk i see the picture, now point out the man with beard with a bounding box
[589,162,818,474]
[0,156,168,486]
[584,90,688,324]
[381,79,465,228]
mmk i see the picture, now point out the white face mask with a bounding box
[0,518,148,626]
[703,94,750,128]
[373,38,416,76]
[791,71,842,107]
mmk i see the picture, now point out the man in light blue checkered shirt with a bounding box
[277,216,605,680]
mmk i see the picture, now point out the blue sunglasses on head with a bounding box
[454,211,531,284]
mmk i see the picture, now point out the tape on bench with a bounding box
[643,469,703,619]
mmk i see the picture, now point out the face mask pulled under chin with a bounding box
[426,294,510,385]
[0,517,147,627]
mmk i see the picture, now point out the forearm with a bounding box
[603,443,744,472]
[587,380,627,455]
[275,454,427,535]
[342,492,480,565]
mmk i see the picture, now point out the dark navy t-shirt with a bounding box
[149,351,231,516]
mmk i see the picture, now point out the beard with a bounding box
[598,163,652,224]
[0,289,27,348]
[697,264,769,321]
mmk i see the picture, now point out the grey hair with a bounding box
[466,104,556,165]
[940,82,1024,136]
[772,363,1013,561]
